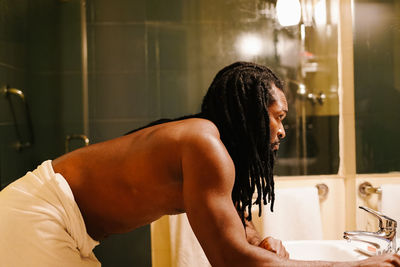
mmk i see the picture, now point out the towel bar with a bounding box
[359,181,381,198]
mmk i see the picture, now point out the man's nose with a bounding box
[277,124,286,140]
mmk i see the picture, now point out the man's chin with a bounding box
[269,147,278,159]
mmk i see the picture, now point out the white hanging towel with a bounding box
[151,214,211,267]
[252,187,323,241]
[167,214,211,267]
[380,184,400,239]
[151,186,323,267]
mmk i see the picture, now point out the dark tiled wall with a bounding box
[0,0,34,188]
[0,0,83,185]
[27,0,63,167]
[86,0,263,144]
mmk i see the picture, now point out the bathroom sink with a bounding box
[283,240,368,262]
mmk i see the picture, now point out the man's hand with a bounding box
[258,236,289,259]
[356,253,400,267]
[244,219,289,259]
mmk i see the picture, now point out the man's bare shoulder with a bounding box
[176,118,222,148]
[178,118,234,176]
[179,118,220,137]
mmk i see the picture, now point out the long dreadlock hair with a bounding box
[199,62,284,222]
[126,61,284,223]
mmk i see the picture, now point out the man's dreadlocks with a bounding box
[199,62,284,222]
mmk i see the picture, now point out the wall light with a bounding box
[298,83,307,95]
[276,0,302,27]
[237,34,262,57]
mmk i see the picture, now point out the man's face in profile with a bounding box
[267,85,288,152]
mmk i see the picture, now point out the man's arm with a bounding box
[181,131,284,266]
[244,219,263,246]
[180,128,400,267]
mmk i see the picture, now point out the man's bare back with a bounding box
[52,118,224,241]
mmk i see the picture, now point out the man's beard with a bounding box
[270,143,278,161]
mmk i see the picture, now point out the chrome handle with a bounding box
[344,207,397,254]
[359,182,382,198]
[359,206,397,232]
[1,85,34,151]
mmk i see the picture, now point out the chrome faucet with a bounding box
[344,206,398,255]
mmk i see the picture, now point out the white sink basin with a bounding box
[283,240,368,262]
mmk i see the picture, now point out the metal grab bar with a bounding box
[1,85,34,151]
[65,134,89,153]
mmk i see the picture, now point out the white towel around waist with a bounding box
[0,160,100,267]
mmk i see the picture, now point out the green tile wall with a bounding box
[0,0,84,184]
[0,0,31,188]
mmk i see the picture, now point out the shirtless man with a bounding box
[1,62,399,266]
